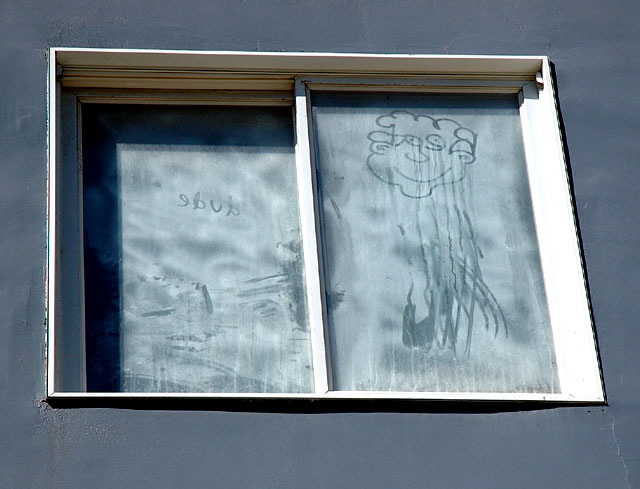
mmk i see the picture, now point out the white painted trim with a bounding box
[46,48,58,397]
[295,79,329,394]
[55,48,544,91]
[300,76,528,94]
[46,390,598,403]
[519,59,603,402]
[54,48,544,76]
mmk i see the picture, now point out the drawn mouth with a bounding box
[396,167,453,185]
[404,153,429,163]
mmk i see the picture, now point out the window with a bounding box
[47,48,604,401]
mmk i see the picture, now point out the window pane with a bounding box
[82,104,313,393]
[311,92,559,393]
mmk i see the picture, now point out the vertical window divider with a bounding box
[46,51,59,397]
[76,98,87,392]
[294,78,329,394]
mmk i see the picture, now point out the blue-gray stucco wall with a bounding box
[1,1,639,487]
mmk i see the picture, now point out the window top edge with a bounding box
[51,48,545,77]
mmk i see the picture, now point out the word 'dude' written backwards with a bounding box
[178,192,240,216]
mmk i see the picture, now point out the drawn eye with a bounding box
[403,135,422,146]
[372,143,391,153]
[425,134,445,151]
[452,151,475,164]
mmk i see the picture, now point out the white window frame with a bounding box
[47,47,604,402]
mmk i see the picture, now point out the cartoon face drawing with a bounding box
[365,109,505,358]
[367,110,477,198]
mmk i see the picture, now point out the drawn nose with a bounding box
[402,143,429,163]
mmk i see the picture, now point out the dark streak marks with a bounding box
[166,334,206,343]
[201,284,214,315]
[251,299,280,319]
[402,284,436,350]
[243,273,286,284]
[141,308,176,318]
[237,284,283,297]
[329,197,343,221]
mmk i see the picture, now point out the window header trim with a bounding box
[54,48,545,91]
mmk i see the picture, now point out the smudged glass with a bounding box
[311,92,559,393]
[82,104,313,393]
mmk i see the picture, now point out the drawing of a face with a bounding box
[367,110,477,198]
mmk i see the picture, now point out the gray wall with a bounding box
[1,1,639,487]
